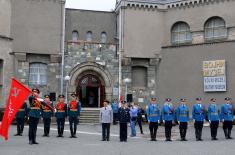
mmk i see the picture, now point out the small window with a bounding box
[29,63,47,85]
[100,32,107,43]
[72,30,79,41]
[171,22,191,44]
[204,17,227,40]
[86,31,93,42]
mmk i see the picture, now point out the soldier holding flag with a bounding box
[28,88,54,145]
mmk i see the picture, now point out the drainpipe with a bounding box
[60,0,66,94]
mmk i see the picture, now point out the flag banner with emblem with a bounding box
[0,78,31,140]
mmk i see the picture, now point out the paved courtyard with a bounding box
[0,122,234,155]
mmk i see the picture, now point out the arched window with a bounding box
[100,32,107,43]
[204,17,227,40]
[86,31,93,42]
[171,22,191,44]
[29,63,47,85]
[72,30,79,41]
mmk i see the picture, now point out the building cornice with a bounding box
[115,0,234,11]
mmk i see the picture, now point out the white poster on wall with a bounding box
[203,60,226,92]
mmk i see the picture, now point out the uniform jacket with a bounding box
[55,102,67,119]
[16,102,27,118]
[146,103,160,122]
[99,107,113,123]
[28,95,42,118]
[208,103,220,121]
[118,107,130,123]
[162,103,175,121]
[41,101,53,118]
[221,103,234,121]
[176,104,189,122]
[111,102,119,113]
[68,100,81,117]
[192,103,206,121]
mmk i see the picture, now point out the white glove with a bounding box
[178,121,180,124]
[36,98,44,102]
[163,120,165,124]
[209,120,211,123]
[193,119,195,123]
[158,120,160,124]
[221,119,224,122]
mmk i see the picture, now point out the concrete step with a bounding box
[79,108,100,123]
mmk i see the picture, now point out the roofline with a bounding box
[65,8,115,14]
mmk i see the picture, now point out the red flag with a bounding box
[0,78,31,140]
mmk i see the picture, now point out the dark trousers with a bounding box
[137,118,143,134]
[179,122,188,140]
[69,116,78,136]
[120,123,127,141]
[56,118,65,136]
[43,118,51,136]
[16,117,25,135]
[194,121,203,140]
[113,113,118,124]
[223,121,233,139]
[165,121,173,140]
[28,117,39,143]
[102,123,110,141]
[149,122,158,140]
[210,121,219,139]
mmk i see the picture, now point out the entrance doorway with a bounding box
[77,74,105,107]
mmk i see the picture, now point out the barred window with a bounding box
[100,32,107,43]
[86,31,93,42]
[204,17,227,40]
[171,22,191,44]
[29,63,47,85]
[72,30,79,41]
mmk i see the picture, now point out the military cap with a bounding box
[44,94,50,98]
[225,97,231,101]
[71,93,76,97]
[32,88,40,94]
[166,98,172,102]
[151,97,156,101]
[58,94,65,98]
[180,98,186,102]
[196,97,202,101]
[210,98,216,102]
[103,100,110,104]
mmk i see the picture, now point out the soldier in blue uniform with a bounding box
[221,97,234,139]
[162,98,175,141]
[14,102,27,136]
[68,93,81,138]
[176,98,189,141]
[118,101,130,142]
[111,99,119,125]
[192,97,206,141]
[41,95,53,137]
[208,98,220,140]
[28,88,54,145]
[146,97,160,141]
[55,94,67,137]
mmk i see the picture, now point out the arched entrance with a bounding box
[68,62,113,108]
[77,74,105,107]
